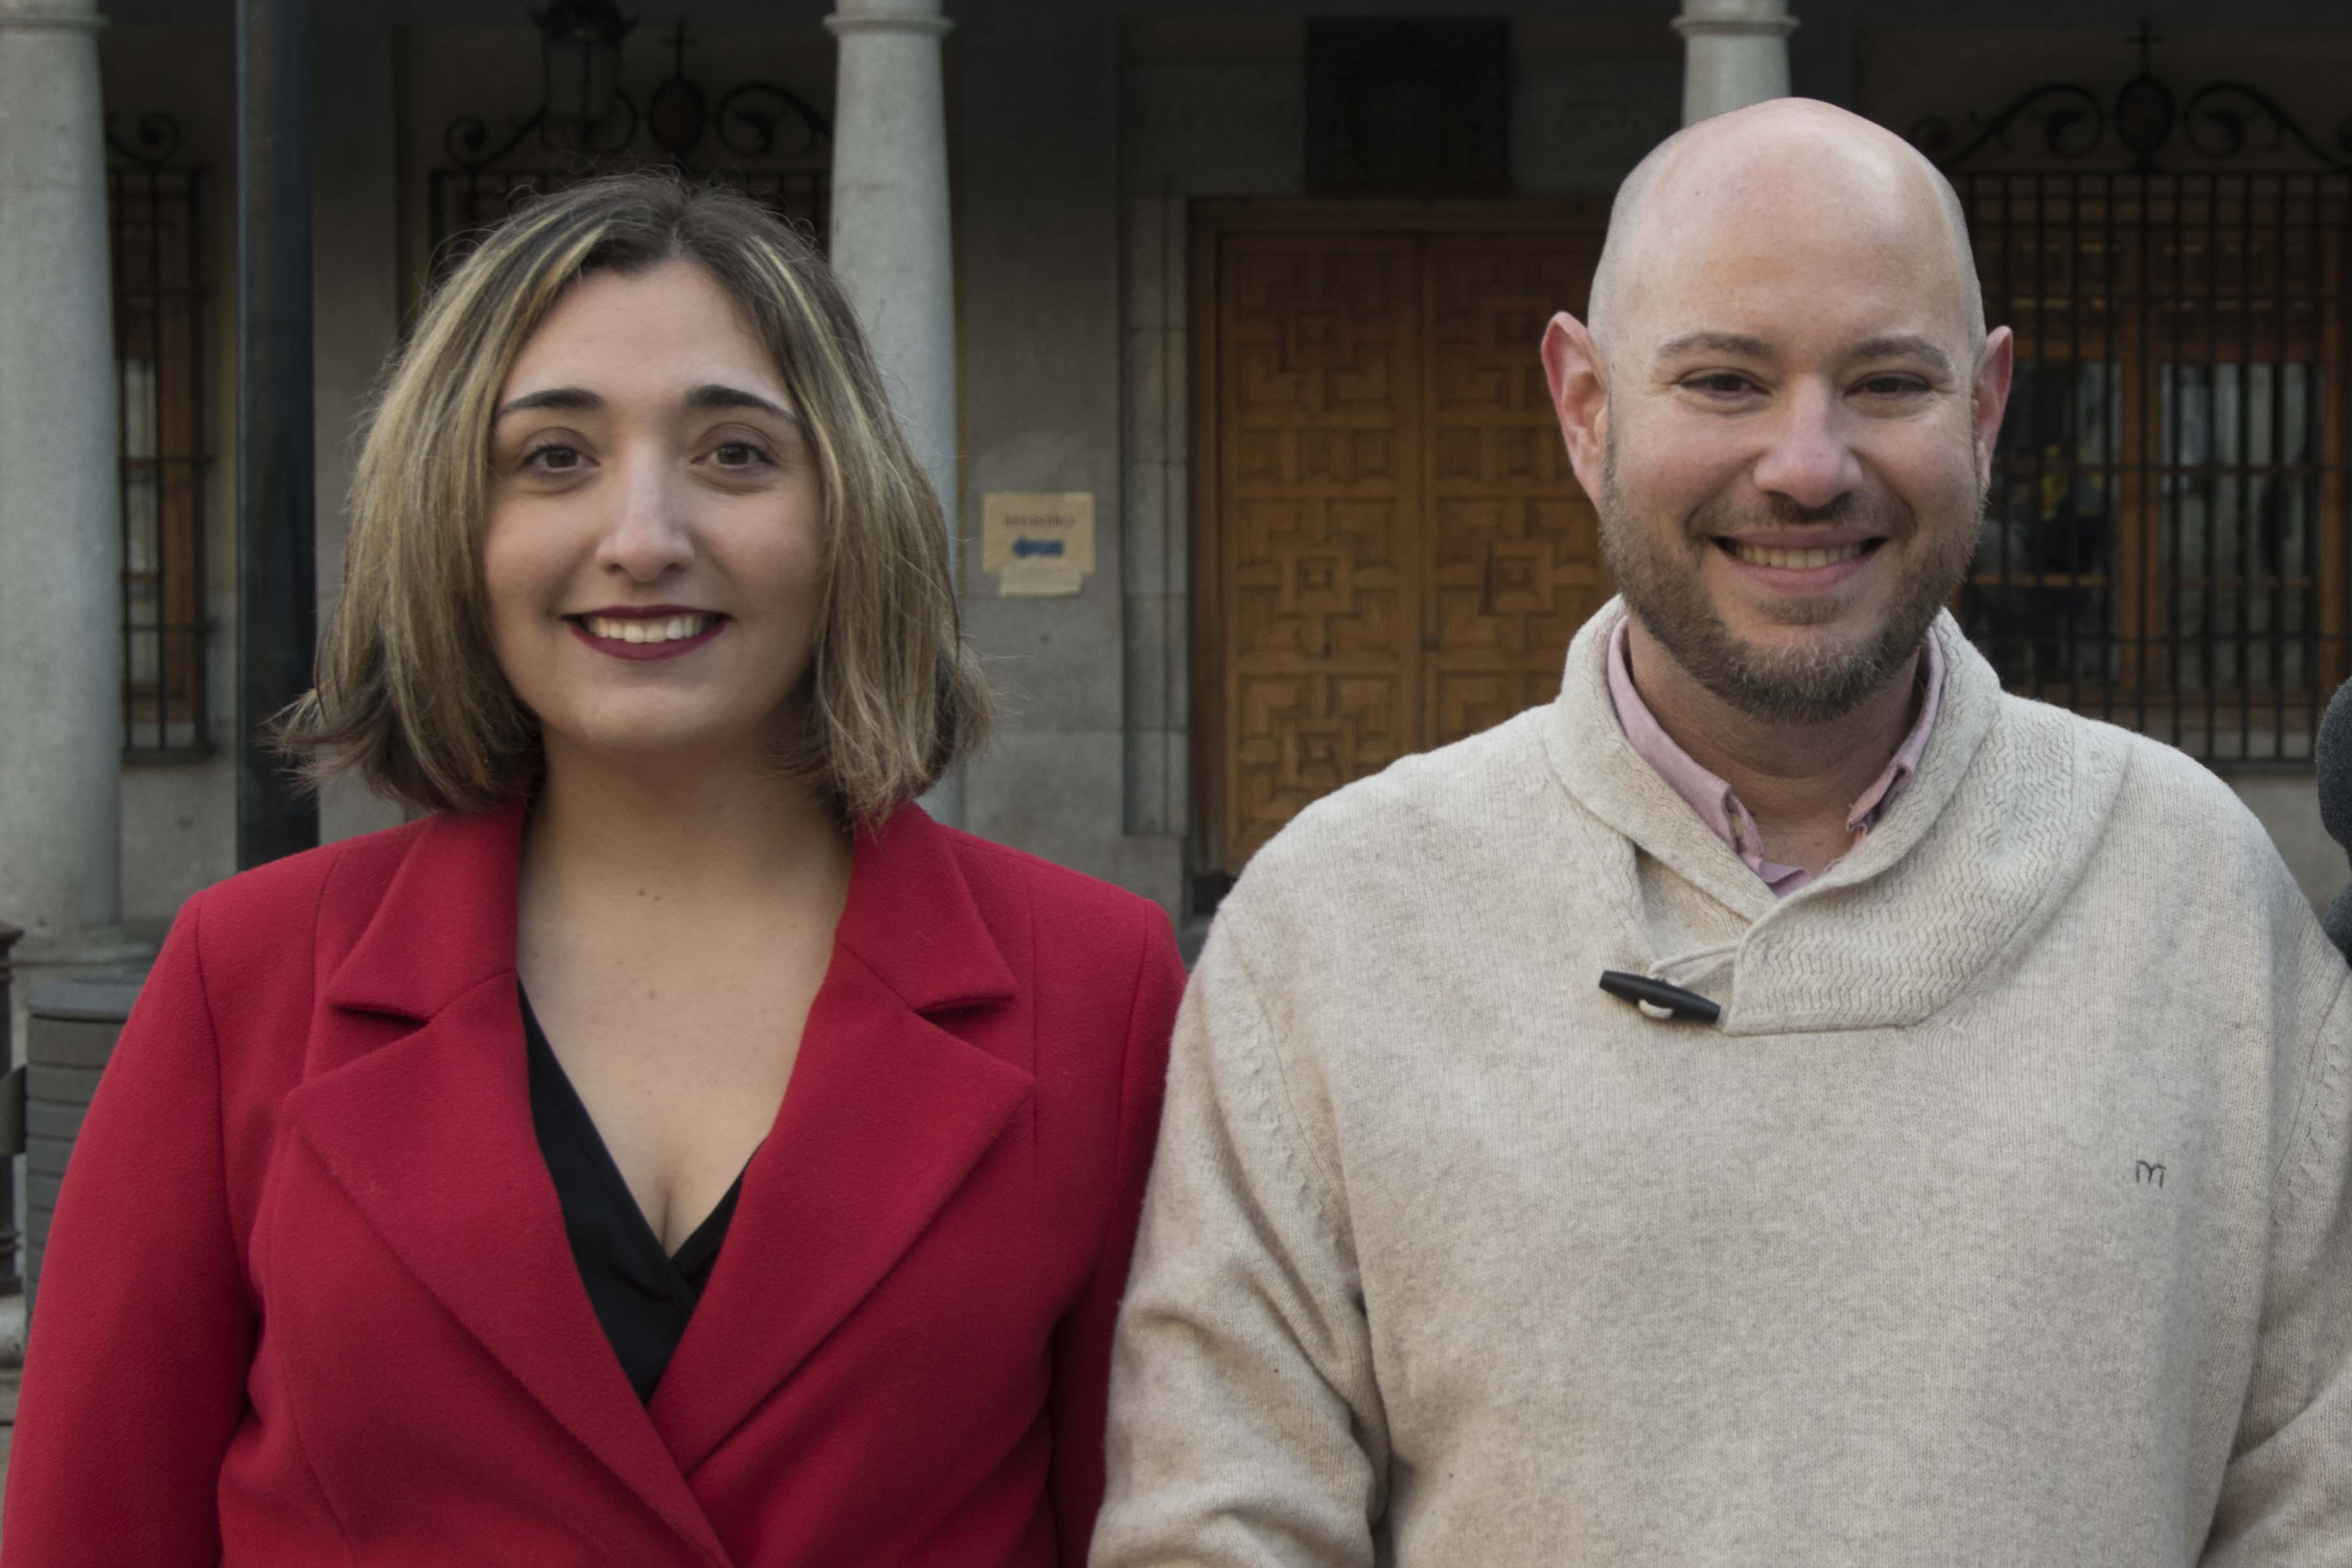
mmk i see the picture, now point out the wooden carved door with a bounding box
[1200,212,1609,873]
[1424,234,1611,745]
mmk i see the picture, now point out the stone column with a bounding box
[1673,0,1798,125]
[0,0,125,958]
[825,0,959,822]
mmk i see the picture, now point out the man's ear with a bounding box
[1972,324,2016,487]
[1543,312,1609,501]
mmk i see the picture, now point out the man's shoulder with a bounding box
[1999,693,2300,898]
[2005,693,2260,831]
[1230,707,1568,918]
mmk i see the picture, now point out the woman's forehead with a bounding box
[503,260,788,403]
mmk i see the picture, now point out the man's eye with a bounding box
[1687,373,1754,396]
[1857,375,1929,397]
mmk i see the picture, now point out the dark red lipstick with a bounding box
[566,606,728,662]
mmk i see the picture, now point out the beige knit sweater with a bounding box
[1094,601,2352,1567]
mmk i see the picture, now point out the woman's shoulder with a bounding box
[187,822,428,945]
[935,822,1172,945]
[185,815,434,949]
[930,825,1184,1099]
[905,818,1182,1011]
[121,817,445,1082]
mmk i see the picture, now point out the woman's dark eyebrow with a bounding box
[494,386,600,421]
[685,382,797,421]
[492,383,798,421]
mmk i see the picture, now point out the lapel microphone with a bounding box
[1598,969,1721,1024]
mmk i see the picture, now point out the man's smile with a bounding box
[1711,531,1887,589]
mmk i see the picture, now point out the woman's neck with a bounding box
[522,737,852,914]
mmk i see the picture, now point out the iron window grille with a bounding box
[1916,47,2352,766]
[107,114,211,760]
[427,18,831,276]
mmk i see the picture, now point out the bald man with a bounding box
[1093,101,2350,1567]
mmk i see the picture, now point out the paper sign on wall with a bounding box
[982,492,1095,597]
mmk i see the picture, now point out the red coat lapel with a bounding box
[649,806,1029,1474]
[300,803,732,1567]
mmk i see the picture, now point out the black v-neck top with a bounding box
[520,988,746,1403]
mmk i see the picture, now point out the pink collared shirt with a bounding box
[1604,617,1944,896]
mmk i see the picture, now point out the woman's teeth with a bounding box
[582,614,714,644]
[1727,540,1870,570]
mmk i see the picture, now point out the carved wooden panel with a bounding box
[1425,233,1611,748]
[1210,223,1606,871]
[1220,235,1421,867]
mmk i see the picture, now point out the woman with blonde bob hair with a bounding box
[7,172,1183,1568]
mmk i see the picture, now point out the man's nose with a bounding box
[595,447,694,581]
[1750,380,1860,512]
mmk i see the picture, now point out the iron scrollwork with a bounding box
[1911,44,2352,173]
[445,93,641,172]
[1911,84,2105,169]
[2179,81,2352,169]
[105,111,183,168]
[441,14,827,174]
[713,82,832,160]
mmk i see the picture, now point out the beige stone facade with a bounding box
[6,0,2350,954]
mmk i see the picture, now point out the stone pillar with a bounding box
[0,0,124,958]
[825,0,959,822]
[1673,0,1798,125]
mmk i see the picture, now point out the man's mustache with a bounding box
[1684,489,1916,541]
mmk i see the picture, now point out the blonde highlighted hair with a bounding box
[280,171,989,824]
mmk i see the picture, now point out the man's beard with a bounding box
[1597,435,1982,725]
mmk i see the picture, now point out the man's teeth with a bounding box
[1728,540,1870,570]
[582,614,714,644]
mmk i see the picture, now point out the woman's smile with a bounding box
[482,259,824,765]
[567,606,730,660]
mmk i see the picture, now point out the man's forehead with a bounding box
[1616,193,1976,358]
[1587,99,1987,358]
[1648,328,1957,373]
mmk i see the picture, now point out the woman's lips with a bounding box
[566,615,729,662]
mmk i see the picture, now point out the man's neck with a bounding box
[1622,617,1924,876]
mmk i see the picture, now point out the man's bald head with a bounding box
[1586,98,1984,365]
[1540,96,2014,734]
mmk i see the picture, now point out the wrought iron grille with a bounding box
[427,19,831,277]
[429,165,829,279]
[1916,62,2352,766]
[107,114,211,759]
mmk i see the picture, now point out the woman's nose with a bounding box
[594,448,694,582]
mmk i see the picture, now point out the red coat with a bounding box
[3,801,1182,1566]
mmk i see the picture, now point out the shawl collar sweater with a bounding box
[1096,600,2352,1568]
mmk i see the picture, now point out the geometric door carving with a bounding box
[1210,223,1609,871]
[1425,233,1612,744]
[1219,234,1420,869]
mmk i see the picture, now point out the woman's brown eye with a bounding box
[532,445,581,471]
[715,442,771,467]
